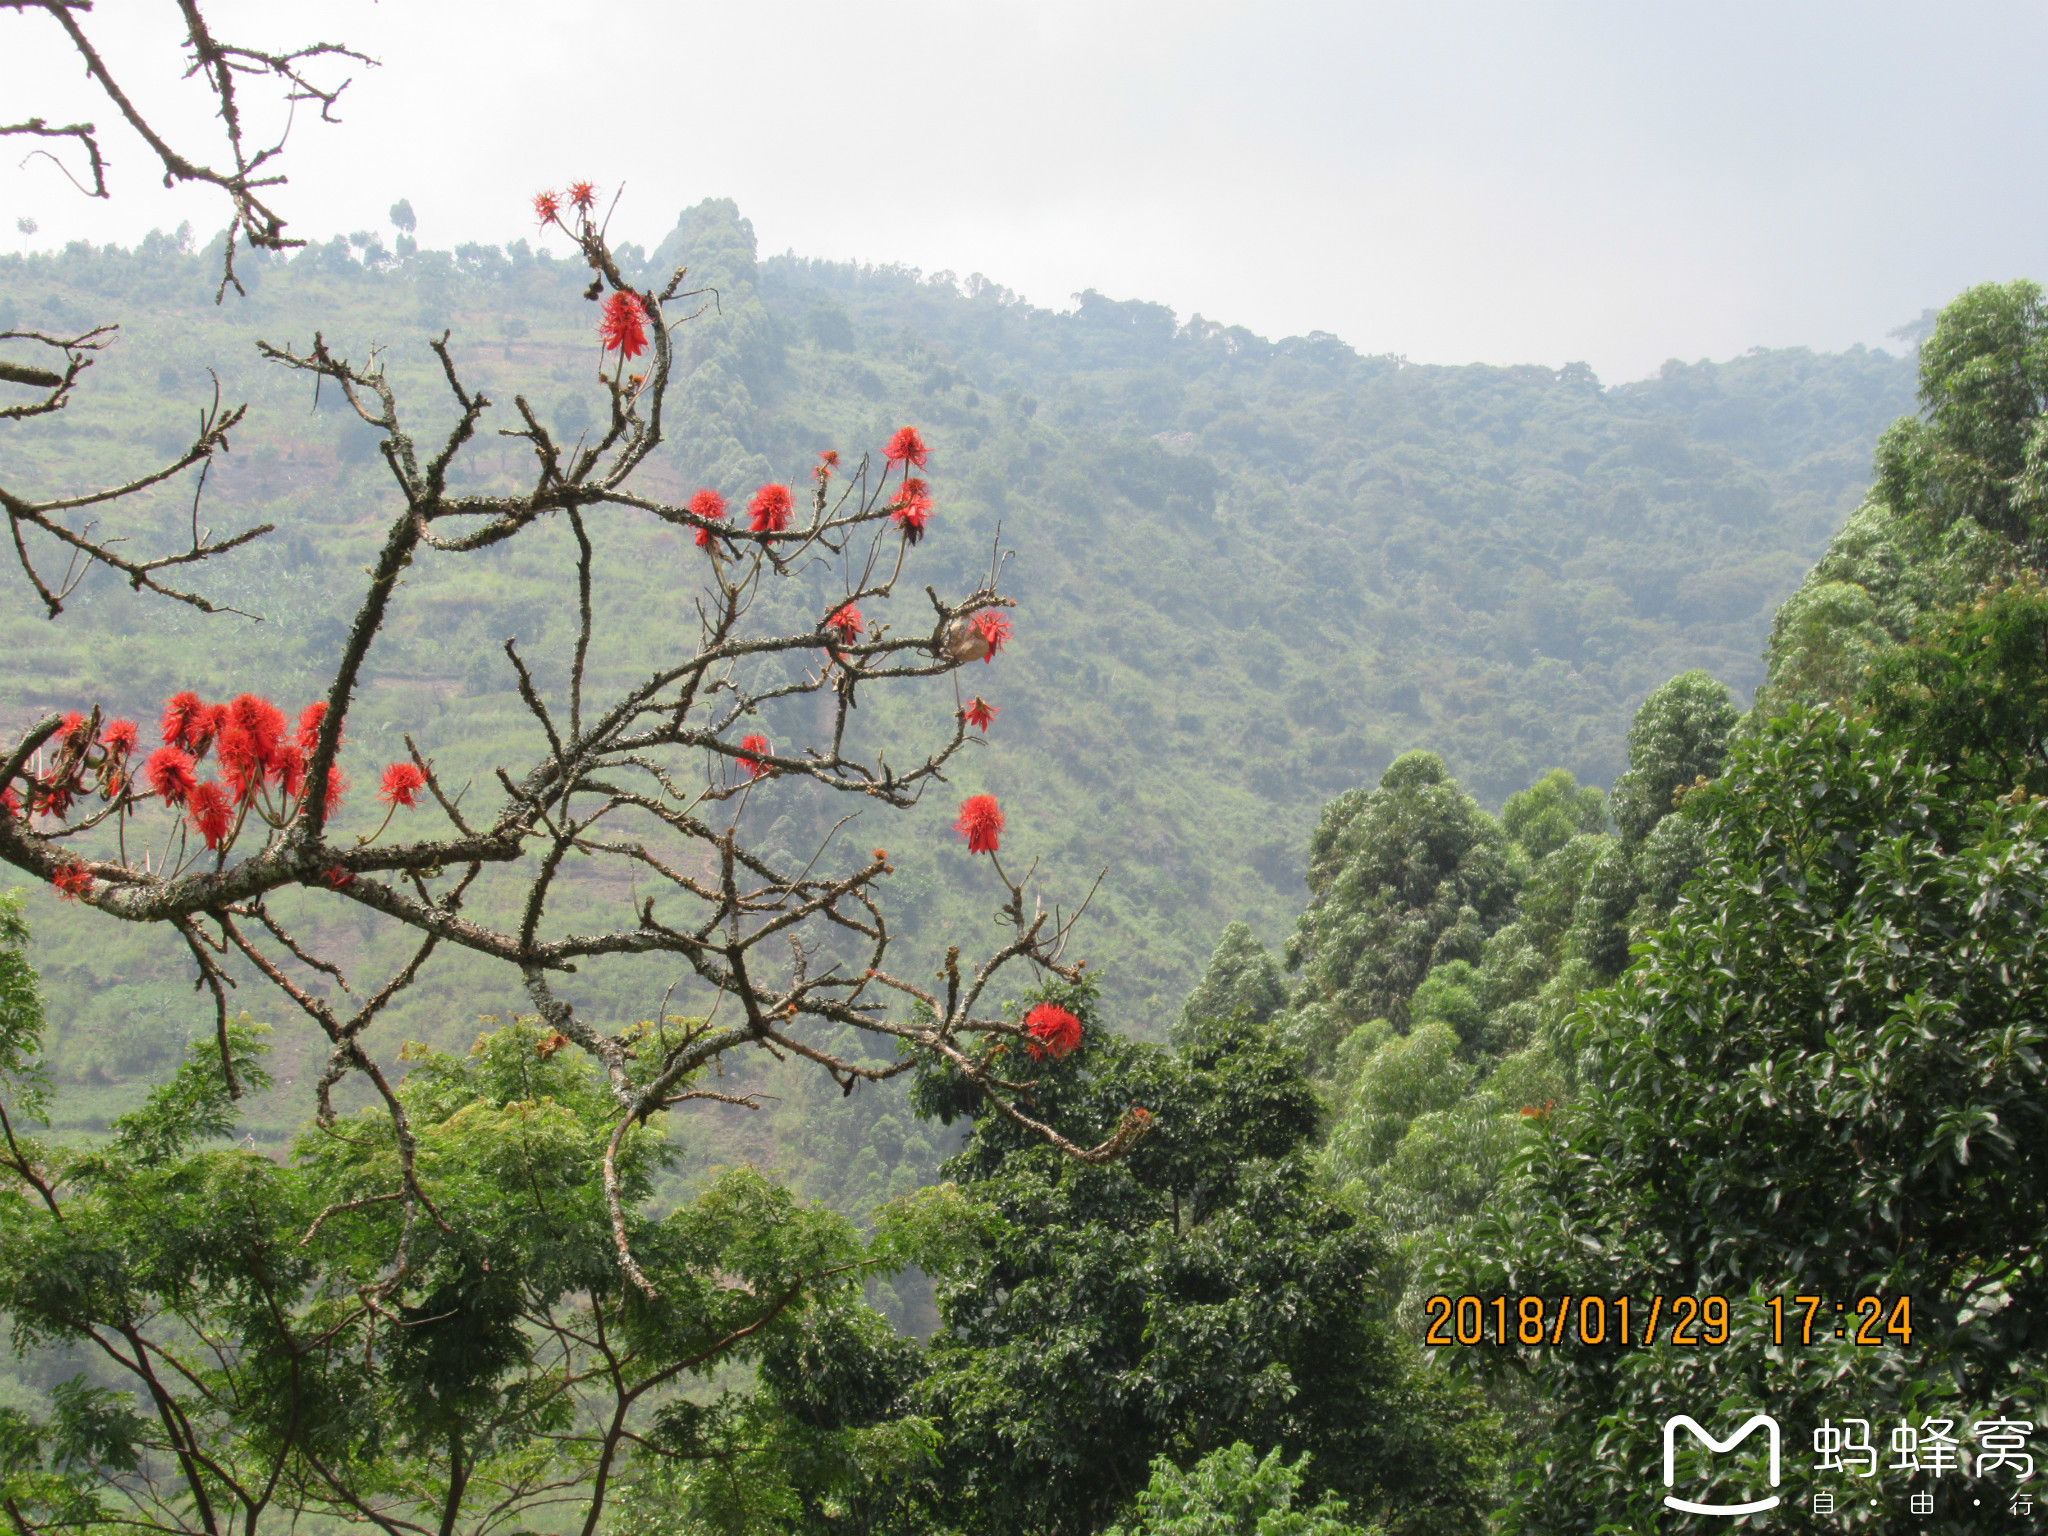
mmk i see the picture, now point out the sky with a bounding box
[5,0,2046,383]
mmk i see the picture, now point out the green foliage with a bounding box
[1762,280,2048,712]
[1104,1443,1383,1536]
[1564,670,1736,976]
[1860,571,2048,797]
[1435,703,2048,1532]
[1603,669,1739,845]
[0,889,48,1124]
[1173,922,1288,1048]
[1498,768,1605,860]
[0,993,935,1536]
[1283,752,1518,1057]
[1874,278,2048,547]
[904,989,1490,1535]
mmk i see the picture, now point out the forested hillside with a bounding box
[0,201,1910,1179]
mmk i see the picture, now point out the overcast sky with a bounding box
[6,0,2045,382]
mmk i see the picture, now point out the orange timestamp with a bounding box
[1423,1294,1915,1349]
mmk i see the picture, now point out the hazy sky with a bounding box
[6,0,2046,382]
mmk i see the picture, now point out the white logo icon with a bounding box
[1662,1414,1782,1515]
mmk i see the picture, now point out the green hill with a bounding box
[0,201,1913,1215]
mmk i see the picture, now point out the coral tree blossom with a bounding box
[146,747,198,807]
[161,691,213,752]
[738,734,772,780]
[963,697,999,732]
[825,604,863,644]
[884,426,930,468]
[749,484,793,533]
[533,190,561,226]
[955,793,1004,855]
[100,719,138,757]
[689,489,728,548]
[971,611,1011,661]
[189,782,232,850]
[1024,1002,1083,1060]
[51,862,92,901]
[379,762,427,809]
[893,477,932,544]
[568,180,598,212]
[297,703,327,754]
[598,291,649,359]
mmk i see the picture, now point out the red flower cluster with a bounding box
[533,189,562,227]
[749,484,793,533]
[13,707,139,822]
[894,477,933,544]
[885,426,930,468]
[146,690,358,852]
[568,180,598,213]
[814,449,840,484]
[50,861,93,901]
[739,734,772,780]
[689,488,728,548]
[955,793,1003,855]
[825,603,864,645]
[963,697,999,732]
[971,610,1011,662]
[1024,1002,1083,1060]
[599,291,649,359]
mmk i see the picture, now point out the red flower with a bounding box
[749,483,793,533]
[189,781,232,850]
[689,488,728,548]
[379,761,426,810]
[893,477,933,544]
[323,766,348,817]
[163,693,203,747]
[963,696,999,732]
[884,426,930,468]
[230,694,285,763]
[324,865,354,890]
[825,603,864,644]
[145,747,198,807]
[1,786,17,817]
[60,712,89,748]
[813,449,841,483]
[598,291,649,359]
[297,702,327,755]
[954,793,1003,855]
[32,779,75,820]
[100,719,138,757]
[970,610,1011,662]
[270,742,307,799]
[738,734,771,780]
[533,189,561,226]
[215,732,263,805]
[50,861,92,901]
[567,180,598,212]
[1024,1002,1083,1060]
